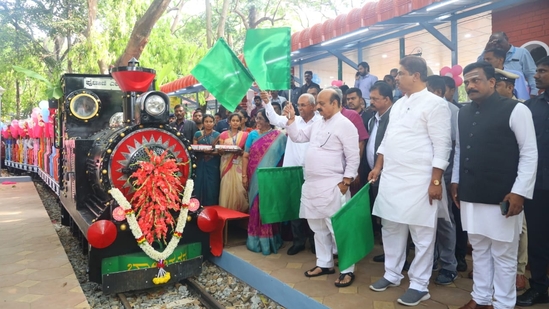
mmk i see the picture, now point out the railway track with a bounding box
[116,278,225,309]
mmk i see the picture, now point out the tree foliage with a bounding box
[0,0,368,120]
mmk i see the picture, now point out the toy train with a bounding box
[2,59,219,294]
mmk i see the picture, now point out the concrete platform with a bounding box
[213,241,545,309]
[0,182,89,309]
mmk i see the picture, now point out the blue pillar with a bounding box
[338,59,343,81]
[299,64,303,86]
[451,19,458,66]
[357,47,363,63]
[399,38,405,59]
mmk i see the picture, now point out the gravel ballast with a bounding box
[33,179,285,309]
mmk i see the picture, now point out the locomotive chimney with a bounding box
[110,58,156,125]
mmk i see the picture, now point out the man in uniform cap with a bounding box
[495,69,524,102]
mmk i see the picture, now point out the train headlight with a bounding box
[144,95,166,116]
[136,91,169,124]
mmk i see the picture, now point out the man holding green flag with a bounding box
[285,88,360,288]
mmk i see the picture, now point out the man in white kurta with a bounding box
[286,89,360,287]
[368,56,452,306]
[451,62,537,309]
[262,92,321,255]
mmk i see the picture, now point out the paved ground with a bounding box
[0,181,89,309]
[227,238,544,308]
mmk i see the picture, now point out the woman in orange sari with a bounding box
[218,113,249,212]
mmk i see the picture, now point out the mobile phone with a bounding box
[500,201,510,216]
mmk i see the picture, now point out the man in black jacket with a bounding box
[517,56,549,306]
[451,62,537,309]
[169,104,198,142]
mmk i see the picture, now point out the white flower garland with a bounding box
[110,179,194,262]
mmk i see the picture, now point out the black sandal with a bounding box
[304,266,335,277]
[334,272,355,287]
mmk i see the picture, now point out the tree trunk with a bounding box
[97,60,109,74]
[114,0,172,67]
[15,79,20,118]
[205,0,212,48]
[170,0,185,34]
[216,0,230,39]
[67,34,73,73]
[86,0,98,38]
[248,5,256,29]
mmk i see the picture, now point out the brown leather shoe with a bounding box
[458,299,494,309]
[516,274,526,291]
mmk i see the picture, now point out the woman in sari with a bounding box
[242,109,287,255]
[218,113,249,212]
[238,110,253,133]
[193,114,220,206]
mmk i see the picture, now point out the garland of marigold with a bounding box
[109,148,194,285]
[110,179,192,261]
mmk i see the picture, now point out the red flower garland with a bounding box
[130,149,184,245]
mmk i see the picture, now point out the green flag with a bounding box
[257,166,304,224]
[331,183,374,271]
[191,38,253,112]
[243,28,291,91]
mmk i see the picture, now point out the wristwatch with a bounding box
[432,179,441,186]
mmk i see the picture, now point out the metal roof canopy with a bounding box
[291,0,522,72]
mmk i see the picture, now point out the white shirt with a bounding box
[373,88,452,227]
[264,102,321,167]
[366,112,383,169]
[451,103,537,242]
[447,101,459,142]
[287,112,360,219]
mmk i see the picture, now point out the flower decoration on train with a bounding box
[110,148,197,285]
[440,65,464,86]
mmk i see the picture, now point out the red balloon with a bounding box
[87,220,117,249]
[451,65,463,76]
[197,207,219,233]
[454,76,463,87]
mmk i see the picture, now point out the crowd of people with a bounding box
[166,31,548,308]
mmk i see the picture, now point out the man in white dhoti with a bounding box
[368,56,452,306]
[285,89,360,287]
[451,61,537,309]
[261,91,321,255]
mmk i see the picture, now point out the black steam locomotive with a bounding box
[4,59,217,294]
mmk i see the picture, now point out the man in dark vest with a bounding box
[517,56,549,306]
[450,61,538,309]
[365,81,392,235]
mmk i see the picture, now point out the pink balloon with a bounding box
[11,124,19,138]
[454,75,463,87]
[331,80,343,87]
[1,127,9,139]
[440,66,452,77]
[451,65,463,76]
[46,122,54,138]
